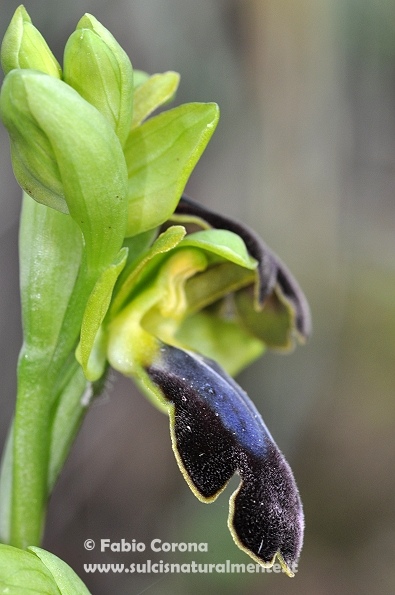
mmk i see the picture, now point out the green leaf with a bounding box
[0,544,60,594]
[19,196,83,358]
[77,247,128,380]
[124,102,219,236]
[1,6,61,77]
[131,71,180,128]
[11,196,83,549]
[64,14,134,146]
[47,363,89,491]
[29,546,91,594]
[179,229,257,269]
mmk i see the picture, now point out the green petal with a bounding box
[184,262,255,314]
[116,228,158,288]
[77,248,128,380]
[124,102,219,236]
[110,225,186,318]
[131,71,180,128]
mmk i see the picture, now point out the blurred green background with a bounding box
[1,1,394,594]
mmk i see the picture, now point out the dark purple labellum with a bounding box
[146,342,304,575]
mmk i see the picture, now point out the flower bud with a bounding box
[0,69,128,273]
[0,70,65,213]
[63,14,133,146]
[1,6,61,77]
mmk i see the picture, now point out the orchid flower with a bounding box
[99,197,311,576]
[0,6,311,588]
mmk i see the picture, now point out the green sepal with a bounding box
[108,226,262,377]
[124,102,219,236]
[174,196,312,339]
[64,13,134,146]
[183,265,298,353]
[175,311,264,376]
[133,69,150,88]
[1,6,61,77]
[131,71,180,128]
[0,69,128,274]
[29,546,91,594]
[235,286,297,350]
[179,228,257,269]
[77,247,128,381]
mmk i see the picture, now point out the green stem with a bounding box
[11,358,52,549]
[0,424,13,543]
[0,363,89,546]
[9,258,97,548]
